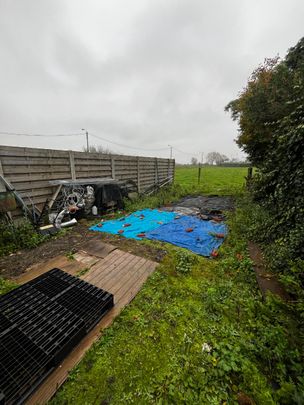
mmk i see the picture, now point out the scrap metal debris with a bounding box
[48,178,138,229]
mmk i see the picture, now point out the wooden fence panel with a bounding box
[0,145,175,216]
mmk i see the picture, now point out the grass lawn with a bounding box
[50,166,303,405]
[174,166,248,194]
[2,166,302,405]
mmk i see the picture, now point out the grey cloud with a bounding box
[0,0,303,162]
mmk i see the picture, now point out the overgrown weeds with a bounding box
[0,276,18,295]
[232,193,304,323]
[0,219,45,257]
[52,193,304,405]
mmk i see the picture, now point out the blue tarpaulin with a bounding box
[90,208,177,240]
[90,209,227,256]
[145,216,227,256]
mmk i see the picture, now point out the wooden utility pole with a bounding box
[198,151,203,184]
[198,162,201,184]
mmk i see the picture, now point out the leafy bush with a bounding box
[226,37,304,302]
[0,219,45,256]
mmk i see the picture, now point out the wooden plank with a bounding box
[0,145,69,158]
[83,249,125,278]
[79,240,117,259]
[74,163,111,170]
[26,250,158,405]
[74,170,112,177]
[2,165,71,174]
[106,257,147,293]
[0,156,67,167]
[114,163,138,169]
[74,168,112,175]
[84,251,127,285]
[114,169,138,175]
[14,254,86,284]
[18,188,55,198]
[6,172,74,183]
[72,252,99,267]
[140,179,156,184]
[74,172,112,178]
[0,145,174,219]
[11,181,58,191]
[73,152,112,159]
[115,170,138,176]
[114,261,157,305]
[92,254,140,289]
[108,155,140,162]
[19,195,51,206]
[48,185,62,209]
[73,157,111,163]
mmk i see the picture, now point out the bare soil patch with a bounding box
[0,222,166,279]
[248,241,290,301]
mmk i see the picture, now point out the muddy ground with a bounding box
[0,222,167,279]
[0,195,234,279]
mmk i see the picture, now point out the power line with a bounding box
[172,146,200,156]
[90,133,168,152]
[0,131,83,137]
[0,129,199,157]
[0,129,168,153]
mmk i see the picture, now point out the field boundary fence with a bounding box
[0,145,175,217]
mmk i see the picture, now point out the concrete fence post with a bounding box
[0,158,6,191]
[167,159,170,178]
[111,156,116,179]
[69,151,76,180]
[155,158,159,184]
[137,157,140,192]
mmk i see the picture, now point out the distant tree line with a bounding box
[188,152,248,166]
[82,145,113,154]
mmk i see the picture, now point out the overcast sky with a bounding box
[0,0,303,163]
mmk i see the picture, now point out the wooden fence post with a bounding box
[246,167,253,189]
[111,156,116,179]
[198,163,201,184]
[69,151,76,180]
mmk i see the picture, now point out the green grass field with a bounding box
[1,166,301,405]
[175,166,248,194]
[50,166,303,405]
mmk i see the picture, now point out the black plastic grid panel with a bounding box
[0,284,86,358]
[0,268,114,404]
[29,269,114,330]
[0,327,50,405]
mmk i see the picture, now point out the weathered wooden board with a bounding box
[0,145,175,216]
[25,249,158,404]
[79,239,117,258]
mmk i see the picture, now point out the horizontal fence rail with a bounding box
[0,145,175,217]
